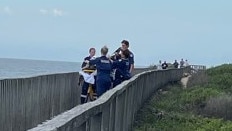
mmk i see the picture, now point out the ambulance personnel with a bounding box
[112,49,131,87]
[80,48,96,104]
[112,40,134,74]
[85,46,112,97]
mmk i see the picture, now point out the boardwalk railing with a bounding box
[29,67,191,131]
[190,65,206,71]
[0,68,149,131]
[187,65,207,87]
[0,72,80,131]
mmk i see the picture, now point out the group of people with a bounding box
[80,40,134,104]
[157,59,189,70]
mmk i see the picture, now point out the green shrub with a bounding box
[152,86,221,112]
[133,64,232,130]
[207,64,232,76]
[207,64,232,90]
[202,94,232,120]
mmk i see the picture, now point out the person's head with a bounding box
[101,46,108,56]
[159,60,162,64]
[121,49,130,59]
[121,40,129,51]
[89,48,96,57]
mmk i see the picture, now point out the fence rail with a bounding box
[29,67,191,131]
[0,72,80,131]
[190,65,206,71]
[0,68,149,131]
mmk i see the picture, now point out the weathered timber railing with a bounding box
[0,68,149,131]
[29,67,191,131]
[0,72,80,131]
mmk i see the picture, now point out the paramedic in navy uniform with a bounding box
[85,46,112,97]
[112,40,134,74]
[80,47,96,104]
[112,49,131,87]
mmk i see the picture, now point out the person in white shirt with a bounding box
[157,60,162,70]
[180,58,185,68]
[184,59,189,67]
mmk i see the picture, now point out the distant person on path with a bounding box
[180,58,185,68]
[157,60,162,70]
[80,48,97,104]
[173,60,179,68]
[184,59,189,67]
[85,46,112,97]
[162,61,168,69]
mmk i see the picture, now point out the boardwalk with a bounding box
[0,66,205,131]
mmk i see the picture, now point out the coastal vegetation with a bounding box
[134,64,232,130]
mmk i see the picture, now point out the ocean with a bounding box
[0,58,81,80]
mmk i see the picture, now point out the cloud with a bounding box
[39,8,66,17]
[53,9,64,16]
[39,9,48,15]
[3,6,12,15]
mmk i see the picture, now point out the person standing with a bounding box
[113,40,134,75]
[180,58,185,68]
[80,48,96,104]
[85,46,112,97]
[162,61,168,69]
[157,60,162,70]
[112,49,131,87]
[81,48,96,69]
[184,59,189,67]
[173,60,179,68]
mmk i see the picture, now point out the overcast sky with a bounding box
[0,0,232,67]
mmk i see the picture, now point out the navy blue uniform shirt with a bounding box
[89,56,112,80]
[112,59,131,80]
[113,49,134,72]
[128,50,134,68]
[81,56,96,70]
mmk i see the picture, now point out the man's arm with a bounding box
[111,47,121,60]
[81,57,88,68]
[130,64,134,73]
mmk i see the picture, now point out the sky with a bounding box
[0,0,232,67]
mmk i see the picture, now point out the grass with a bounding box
[133,85,232,131]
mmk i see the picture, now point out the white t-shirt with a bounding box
[157,64,162,70]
